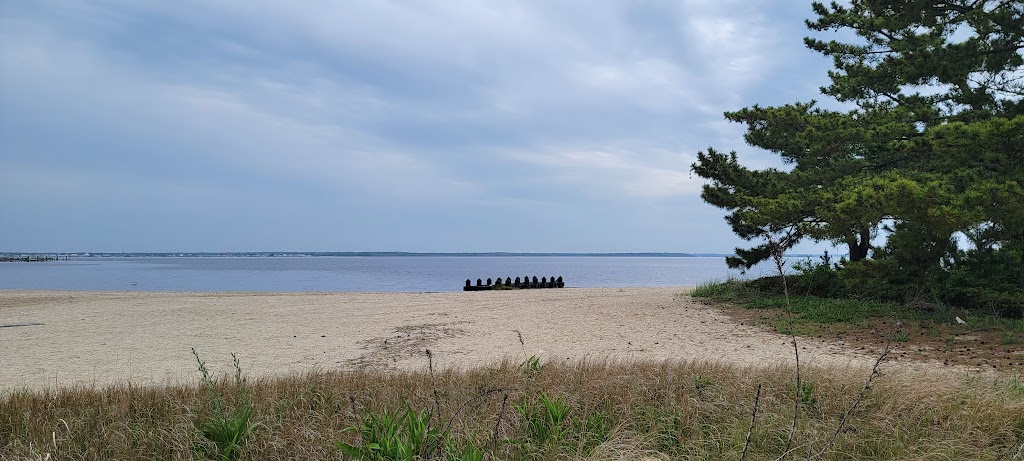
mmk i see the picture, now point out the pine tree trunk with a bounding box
[847,228,871,262]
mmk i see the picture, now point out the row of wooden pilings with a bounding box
[464,276,565,291]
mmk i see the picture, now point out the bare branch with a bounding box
[767,236,802,459]
[491,393,509,453]
[741,383,763,461]
[812,339,894,459]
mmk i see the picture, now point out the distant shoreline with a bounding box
[0,251,821,258]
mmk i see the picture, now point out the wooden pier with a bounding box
[464,276,564,291]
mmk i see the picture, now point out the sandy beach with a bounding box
[0,287,878,390]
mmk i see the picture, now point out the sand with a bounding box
[0,287,878,391]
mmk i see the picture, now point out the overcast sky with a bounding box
[1,1,842,253]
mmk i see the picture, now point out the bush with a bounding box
[790,256,845,298]
[837,258,917,303]
[938,247,1024,318]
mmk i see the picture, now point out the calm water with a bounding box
[0,256,774,292]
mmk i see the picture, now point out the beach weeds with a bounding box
[1005,373,1024,397]
[514,394,569,449]
[691,277,749,299]
[336,403,444,460]
[798,382,816,408]
[336,403,488,461]
[519,355,543,376]
[191,349,261,461]
[4,361,1023,459]
[693,376,715,394]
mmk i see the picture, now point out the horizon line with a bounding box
[0,250,832,258]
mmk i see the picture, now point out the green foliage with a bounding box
[336,403,446,461]
[692,0,1024,316]
[574,410,612,450]
[518,355,543,377]
[798,382,817,408]
[192,349,262,461]
[939,244,1024,318]
[691,278,752,299]
[832,258,912,302]
[514,395,570,447]
[694,278,1024,350]
[632,407,690,453]
[692,104,908,270]
[1004,373,1024,398]
[790,252,844,298]
[804,0,1024,118]
[695,279,905,336]
[693,376,716,394]
[447,441,484,461]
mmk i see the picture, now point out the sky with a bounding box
[1,1,843,253]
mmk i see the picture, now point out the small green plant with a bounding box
[693,376,715,395]
[798,382,816,407]
[445,440,485,461]
[514,394,570,447]
[192,349,261,461]
[578,410,612,448]
[519,355,543,376]
[337,403,446,461]
[894,330,910,342]
[1004,373,1024,398]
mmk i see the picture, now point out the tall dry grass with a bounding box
[2,359,1022,460]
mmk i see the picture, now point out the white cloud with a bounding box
[507,147,701,199]
[0,21,479,204]
[0,0,832,250]
[569,58,708,113]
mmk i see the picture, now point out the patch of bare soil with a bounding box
[346,321,470,370]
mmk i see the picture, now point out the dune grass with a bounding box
[2,358,1022,460]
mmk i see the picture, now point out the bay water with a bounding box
[0,256,778,292]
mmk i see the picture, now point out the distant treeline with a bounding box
[0,255,68,262]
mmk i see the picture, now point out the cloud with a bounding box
[504,147,700,199]
[0,18,475,203]
[0,0,837,252]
